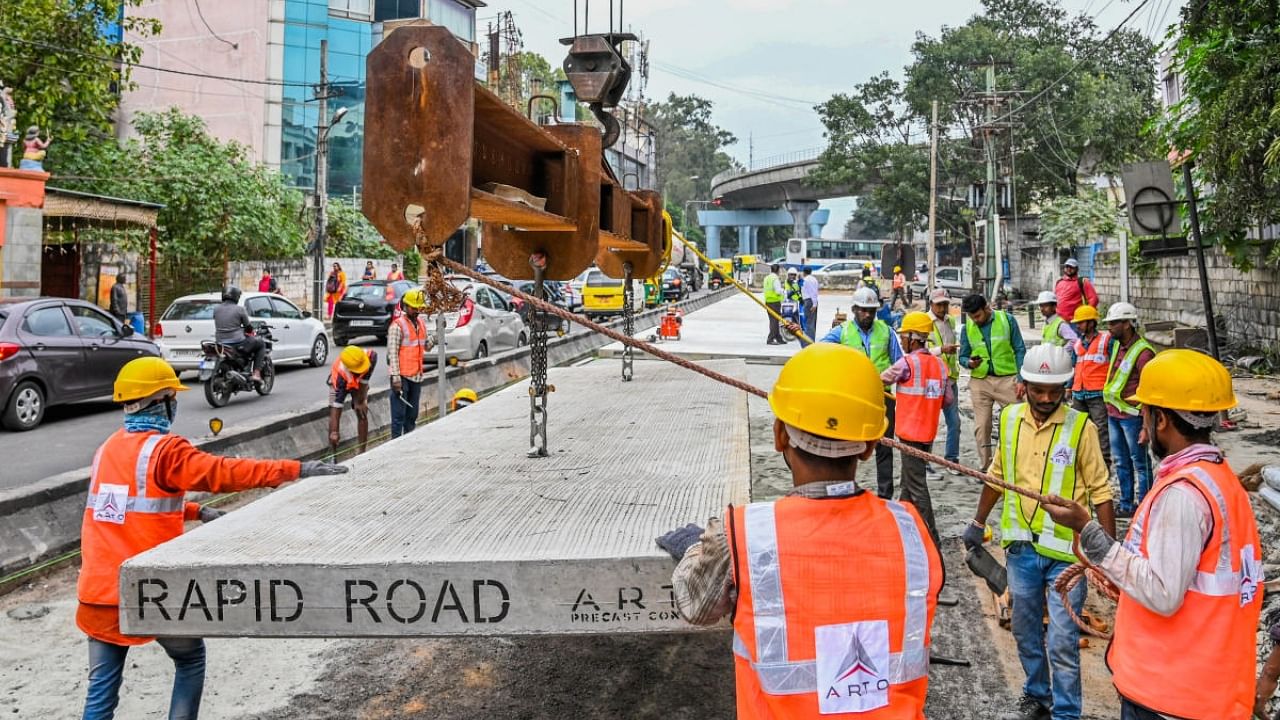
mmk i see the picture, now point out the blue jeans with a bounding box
[1006,542,1085,720]
[389,377,423,438]
[1109,414,1151,513]
[83,637,205,720]
[941,378,960,462]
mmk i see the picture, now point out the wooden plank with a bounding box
[470,188,577,231]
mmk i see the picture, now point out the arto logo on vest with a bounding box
[816,620,891,713]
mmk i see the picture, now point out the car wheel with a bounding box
[517,332,528,347]
[476,340,489,359]
[307,335,329,367]
[2,380,45,431]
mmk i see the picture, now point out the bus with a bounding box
[784,237,887,270]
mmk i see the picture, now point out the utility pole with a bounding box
[983,63,999,299]
[927,99,938,297]
[311,39,330,318]
[1182,160,1220,360]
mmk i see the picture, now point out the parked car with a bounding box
[910,266,969,300]
[0,297,161,431]
[814,260,876,281]
[581,269,645,318]
[564,268,592,312]
[156,291,329,371]
[332,279,414,346]
[422,276,528,362]
[511,280,570,333]
[659,266,689,301]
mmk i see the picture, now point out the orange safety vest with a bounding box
[78,430,185,609]
[394,315,428,377]
[1107,460,1263,719]
[728,492,942,719]
[329,352,370,391]
[892,273,905,289]
[1071,331,1111,392]
[895,350,947,443]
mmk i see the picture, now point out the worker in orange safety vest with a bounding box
[662,344,942,719]
[1041,349,1263,720]
[328,345,378,455]
[78,357,348,720]
[1070,304,1112,467]
[388,287,432,438]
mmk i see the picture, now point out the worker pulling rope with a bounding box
[424,250,1123,634]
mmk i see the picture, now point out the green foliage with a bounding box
[1152,1,1280,269]
[1038,190,1119,250]
[844,202,896,239]
[664,200,705,247]
[402,246,422,282]
[51,109,306,260]
[326,198,395,259]
[648,93,738,210]
[0,0,160,146]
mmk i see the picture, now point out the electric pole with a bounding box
[984,63,999,299]
[927,100,938,297]
[312,39,330,318]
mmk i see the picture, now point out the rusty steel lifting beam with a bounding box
[362,25,665,282]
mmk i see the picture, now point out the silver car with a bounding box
[422,277,527,362]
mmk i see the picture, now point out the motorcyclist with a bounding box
[213,287,265,383]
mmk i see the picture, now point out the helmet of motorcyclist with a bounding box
[222,286,242,303]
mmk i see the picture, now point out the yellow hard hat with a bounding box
[339,346,370,374]
[899,311,934,336]
[894,265,902,273]
[402,288,427,309]
[769,344,887,443]
[1127,349,1237,412]
[1072,305,1100,323]
[114,357,188,403]
[453,388,478,404]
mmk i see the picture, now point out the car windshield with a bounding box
[343,283,387,299]
[663,269,680,279]
[163,299,218,320]
[586,271,622,288]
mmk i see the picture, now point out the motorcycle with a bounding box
[199,322,276,408]
[779,299,807,343]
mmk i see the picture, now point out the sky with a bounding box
[478,0,1181,238]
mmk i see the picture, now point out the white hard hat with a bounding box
[852,287,881,309]
[786,267,798,275]
[1021,344,1075,385]
[1103,301,1139,323]
[1035,290,1057,305]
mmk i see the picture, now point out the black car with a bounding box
[331,280,414,346]
[512,280,570,333]
[659,267,689,301]
[0,297,161,431]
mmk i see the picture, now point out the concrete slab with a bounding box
[119,359,750,638]
[599,292,844,364]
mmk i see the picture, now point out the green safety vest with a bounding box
[965,311,1018,378]
[998,403,1088,563]
[1102,337,1155,415]
[784,280,802,302]
[929,320,960,380]
[839,319,893,374]
[1042,316,1068,347]
[763,274,782,302]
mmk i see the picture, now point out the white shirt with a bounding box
[801,275,820,303]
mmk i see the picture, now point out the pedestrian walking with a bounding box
[891,265,908,309]
[665,343,942,719]
[325,263,347,319]
[328,345,378,456]
[1053,258,1098,323]
[1041,349,1260,720]
[965,344,1116,720]
[821,286,904,498]
[387,288,430,438]
[880,311,952,547]
[1100,302,1155,516]
[387,263,405,281]
[927,290,961,476]
[258,268,279,294]
[1035,290,1078,348]
[362,260,376,280]
[1070,305,1112,467]
[108,272,129,324]
[800,267,819,346]
[959,293,1026,470]
[762,263,784,345]
[79,358,346,720]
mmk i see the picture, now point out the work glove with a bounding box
[655,523,704,561]
[198,506,226,523]
[962,522,986,552]
[300,461,349,478]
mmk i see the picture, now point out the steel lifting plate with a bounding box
[596,187,667,280]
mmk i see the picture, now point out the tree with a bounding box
[844,202,896,239]
[1038,190,1120,249]
[647,93,738,211]
[1154,2,1280,269]
[326,198,396,259]
[52,109,307,260]
[0,0,160,146]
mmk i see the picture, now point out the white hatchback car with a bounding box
[156,291,330,371]
[421,276,527,363]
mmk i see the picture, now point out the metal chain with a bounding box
[528,254,550,458]
[622,261,635,382]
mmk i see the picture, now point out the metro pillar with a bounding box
[705,225,721,259]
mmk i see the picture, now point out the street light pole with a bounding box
[312,39,330,318]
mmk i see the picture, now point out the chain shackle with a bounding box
[527,253,550,458]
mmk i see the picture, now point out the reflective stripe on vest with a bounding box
[965,311,1017,378]
[1102,338,1153,415]
[998,404,1087,562]
[1071,332,1111,391]
[84,434,171,513]
[839,320,893,373]
[731,500,931,694]
[395,316,427,377]
[929,322,959,379]
[1042,316,1066,347]
[895,352,947,443]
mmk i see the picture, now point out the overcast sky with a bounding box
[480,0,1179,237]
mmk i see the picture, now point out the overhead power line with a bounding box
[651,61,818,109]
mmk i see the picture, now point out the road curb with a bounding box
[0,289,733,577]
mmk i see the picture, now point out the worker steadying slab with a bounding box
[78,358,347,720]
[662,343,942,719]
[1042,349,1262,720]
